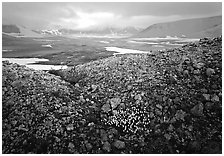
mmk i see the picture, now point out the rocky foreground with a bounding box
[2,37,222,154]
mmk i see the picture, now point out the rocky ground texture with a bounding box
[2,37,222,154]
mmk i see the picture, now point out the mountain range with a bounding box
[2,15,222,38]
[135,16,222,38]
[2,25,143,37]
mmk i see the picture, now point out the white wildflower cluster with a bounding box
[103,106,152,134]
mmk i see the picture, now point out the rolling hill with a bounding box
[135,16,222,38]
[2,24,43,38]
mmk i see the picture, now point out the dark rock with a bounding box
[163,96,168,102]
[91,84,98,92]
[175,110,186,121]
[193,69,200,75]
[134,94,142,101]
[87,122,95,126]
[66,124,74,131]
[149,112,155,118]
[75,83,80,87]
[164,133,171,140]
[110,98,121,109]
[169,75,177,84]
[127,84,133,91]
[54,136,61,142]
[12,80,22,88]
[211,94,219,102]
[205,102,214,110]
[168,124,174,131]
[202,141,221,154]
[113,140,125,149]
[22,139,27,145]
[100,129,108,142]
[18,125,29,132]
[79,95,85,103]
[202,94,210,101]
[196,62,204,69]
[206,68,215,77]
[184,57,191,64]
[85,142,93,151]
[80,133,87,139]
[188,125,193,131]
[112,110,118,115]
[109,128,118,136]
[188,141,201,153]
[173,97,180,104]
[156,104,162,110]
[191,103,204,116]
[101,103,111,113]
[193,75,200,83]
[183,70,189,76]
[68,142,75,153]
[211,84,218,89]
[102,141,111,152]
[155,109,162,116]
[201,88,208,93]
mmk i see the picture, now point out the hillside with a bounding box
[2,36,222,154]
[2,24,43,38]
[2,25,20,33]
[135,16,222,38]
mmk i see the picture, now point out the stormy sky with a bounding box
[2,2,222,30]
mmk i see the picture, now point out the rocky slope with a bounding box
[2,36,222,154]
[135,16,222,38]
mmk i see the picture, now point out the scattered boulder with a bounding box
[113,140,125,149]
[191,103,204,116]
[211,94,219,102]
[205,102,214,110]
[168,124,174,132]
[196,62,204,69]
[127,84,133,91]
[188,141,201,153]
[206,68,215,77]
[91,84,98,92]
[102,141,111,152]
[85,142,93,151]
[175,110,187,121]
[101,103,111,113]
[164,133,171,140]
[110,98,121,110]
[68,142,76,153]
[100,129,108,142]
[66,124,74,131]
[202,94,210,101]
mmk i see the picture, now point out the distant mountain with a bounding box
[37,29,62,36]
[2,24,43,38]
[2,25,20,33]
[59,26,143,36]
[135,16,222,38]
[2,24,142,37]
